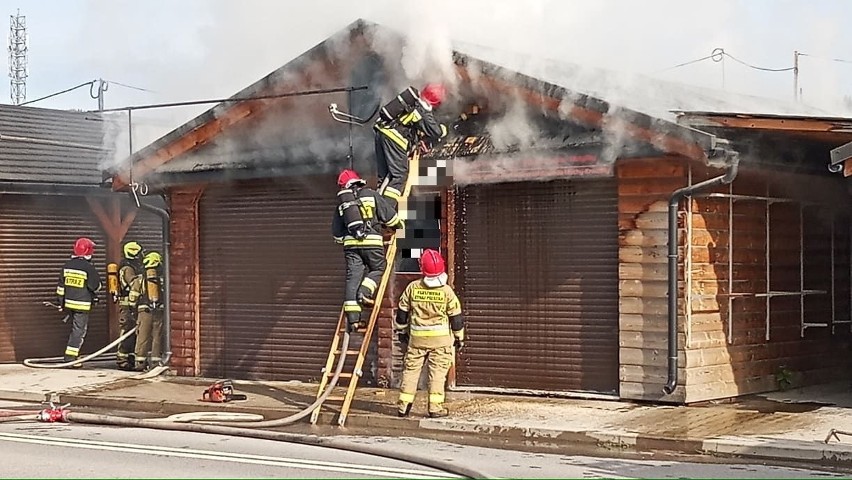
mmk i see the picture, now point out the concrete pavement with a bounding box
[3,363,852,469]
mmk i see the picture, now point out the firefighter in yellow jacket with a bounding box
[394,249,464,418]
[115,241,143,370]
[129,251,164,372]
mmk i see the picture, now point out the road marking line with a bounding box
[0,431,457,479]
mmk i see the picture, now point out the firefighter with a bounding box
[115,241,143,370]
[131,251,165,372]
[332,169,404,332]
[374,83,448,210]
[394,249,464,418]
[56,237,102,367]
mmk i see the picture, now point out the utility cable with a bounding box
[105,80,156,93]
[722,51,795,72]
[19,80,96,106]
[652,52,719,74]
[798,53,852,65]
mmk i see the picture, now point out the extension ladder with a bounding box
[311,151,420,427]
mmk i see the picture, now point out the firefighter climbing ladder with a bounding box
[311,152,420,427]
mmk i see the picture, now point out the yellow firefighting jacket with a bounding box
[395,279,463,349]
[118,260,140,308]
[127,268,163,313]
[331,187,402,248]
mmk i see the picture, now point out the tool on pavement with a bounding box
[36,402,71,423]
[201,379,248,403]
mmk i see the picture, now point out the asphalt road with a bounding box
[0,401,846,478]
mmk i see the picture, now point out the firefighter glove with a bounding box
[453,336,465,352]
[397,331,410,345]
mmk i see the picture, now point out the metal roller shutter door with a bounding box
[199,179,344,380]
[0,195,109,362]
[456,179,619,393]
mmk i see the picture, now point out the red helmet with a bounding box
[73,237,96,257]
[421,83,446,108]
[420,249,446,277]
[337,169,366,189]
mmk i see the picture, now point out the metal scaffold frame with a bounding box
[687,185,850,345]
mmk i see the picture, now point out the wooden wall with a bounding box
[617,156,689,402]
[683,168,852,402]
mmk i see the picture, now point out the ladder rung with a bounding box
[329,372,353,378]
[325,395,346,402]
[334,349,360,356]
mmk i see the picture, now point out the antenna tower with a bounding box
[8,9,27,105]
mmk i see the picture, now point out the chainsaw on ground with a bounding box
[200,379,247,403]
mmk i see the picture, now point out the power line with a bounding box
[105,80,156,93]
[722,51,795,72]
[652,53,718,74]
[18,80,96,106]
[799,53,852,66]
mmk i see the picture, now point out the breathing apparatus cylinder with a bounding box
[379,86,420,123]
[107,263,119,303]
[337,188,367,240]
[145,268,160,305]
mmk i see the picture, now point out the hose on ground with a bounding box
[65,411,494,479]
[197,332,351,428]
[23,326,138,369]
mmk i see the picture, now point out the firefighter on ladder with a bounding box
[129,251,165,372]
[374,83,448,211]
[55,237,102,367]
[332,169,404,332]
[395,249,464,418]
[114,241,143,370]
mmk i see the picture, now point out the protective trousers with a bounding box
[134,309,163,370]
[343,248,387,328]
[375,131,409,211]
[116,306,137,369]
[63,311,89,363]
[398,345,453,415]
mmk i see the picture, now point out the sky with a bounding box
[2,0,851,152]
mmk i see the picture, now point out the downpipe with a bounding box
[664,149,739,395]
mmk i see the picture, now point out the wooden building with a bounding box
[108,19,852,403]
[0,105,163,363]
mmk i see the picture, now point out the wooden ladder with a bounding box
[311,152,419,427]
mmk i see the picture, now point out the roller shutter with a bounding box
[199,178,344,380]
[0,195,109,362]
[456,179,619,393]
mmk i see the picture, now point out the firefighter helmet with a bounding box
[337,169,366,189]
[123,241,143,259]
[420,249,446,277]
[143,251,162,269]
[421,83,446,108]
[73,237,96,257]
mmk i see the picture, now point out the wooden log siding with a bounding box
[167,186,205,376]
[617,157,690,402]
[683,169,852,403]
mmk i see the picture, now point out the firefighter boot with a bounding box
[428,407,449,418]
[345,311,365,333]
[357,287,375,307]
[397,402,413,418]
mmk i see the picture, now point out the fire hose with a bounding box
[13,331,494,479]
[23,326,138,369]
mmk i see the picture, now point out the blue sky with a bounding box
[1,0,850,149]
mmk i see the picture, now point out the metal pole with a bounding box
[728,181,734,344]
[793,51,800,102]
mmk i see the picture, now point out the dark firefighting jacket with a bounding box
[374,98,445,154]
[332,187,403,248]
[56,257,102,312]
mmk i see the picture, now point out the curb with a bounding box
[0,389,50,403]
[11,389,852,469]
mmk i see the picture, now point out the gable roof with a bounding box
[0,104,112,187]
[453,42,835,122]
[114,19,742,189]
